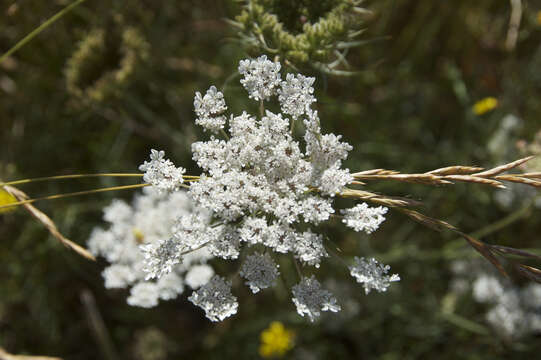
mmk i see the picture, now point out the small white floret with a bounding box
[139,149,186,193]
[349,257,400,294]
[188,275,238,322]
[291,276,341,322]
[341,203,388,234]
[240,252,280,293]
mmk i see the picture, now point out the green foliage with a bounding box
[232,0,368,72]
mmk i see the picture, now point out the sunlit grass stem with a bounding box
[0,0,87,64]
[0,183,150,210]
[0,173,200,187]
[0,173,143,187]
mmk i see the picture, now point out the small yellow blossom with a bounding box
[537,11,541,26]
[473,97,498,115]
[0,189,17,213]
[258,321,295,358]
[133,228,145,243]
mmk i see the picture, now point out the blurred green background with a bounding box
[1,0,541,359]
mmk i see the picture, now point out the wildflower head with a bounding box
[87,187,213,308]
[349,257,400,294]
[134,56,398,322]
[259,321,295,358]
[188,275,238,322]
[473,97,498,115]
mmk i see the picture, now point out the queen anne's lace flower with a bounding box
[188,275,238,322]
[292,276,341,322]
[139,149,186,193]
[341,203,388,234]
[349,257,400,294]
[240,252,280,293]
[88,188,213,308]
[451,260,541,338]
[131,57,397,322]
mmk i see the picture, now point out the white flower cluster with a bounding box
[138,149,185,193]
[292,276,341,322]
[474,276,541,338]
[188,275,238,322]
[278,73,316,119]
[88,187,214,308]
[238,55,281,101]
[451,260,541,338]
[194,85,227,133]
[341,204,388,234]
[137,57,398,322]
[240,252,280,293]
[349,257,400,294]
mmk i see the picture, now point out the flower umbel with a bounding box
[88,188,213,308]
[188,275,238,322]
[136,56,396,322]
[292,276,341,322]
[139,149,186,193]
[349,257,400,294]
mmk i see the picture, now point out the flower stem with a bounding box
[0,0,87,64]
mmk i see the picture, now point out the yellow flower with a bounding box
[473,97,498,115]
[258,322,295,358]
[0,189,17,213]
[537,11,541,26]
[133,228,145,243]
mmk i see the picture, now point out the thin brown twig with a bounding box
[3,185,95,261]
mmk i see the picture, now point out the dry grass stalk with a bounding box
[492,175,541,187]
[458,232,508,277]
[472,156,533,177]
[339,188,422,208]
[427,166,484,175]
[392,204,541,282]
[3,185,95,261]
[351,156,538,189]
[517,172,541,179]
[514,264,541,283]
[395,208,457,232]
[342,159,541,282]
[0,347,62,360]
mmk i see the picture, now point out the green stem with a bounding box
[0,0,87,64]
[292,257,303,280]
